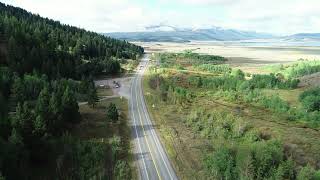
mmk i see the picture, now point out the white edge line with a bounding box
[130,74,150,180]
[138,60,176,179]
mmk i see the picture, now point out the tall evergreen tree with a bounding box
[106,103,119,123]
[33,87,50,136]
[62,86,80,123]
[87,87,98,108]
[11,76,24,103]
[49,92,62,134]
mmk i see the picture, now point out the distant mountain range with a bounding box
[105,25,320,42]
[284,33,320,41]
[105,25,274,42]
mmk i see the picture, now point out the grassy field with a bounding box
[97,88,114,97]
[143,52,320,179]
[261,89,304,107]
[74,92,137,179]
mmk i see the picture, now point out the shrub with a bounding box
[195,64,231,74]
[274,159,295,180]
[259,96,290,113]
[205,146,237,179]
[301,95,320,112]
[300,87,320,112]
[297,165,318,180]
[251,140,284,179]
[187,76,202,87]
[114,160,131,180]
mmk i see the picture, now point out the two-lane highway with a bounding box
[130,55,178,180]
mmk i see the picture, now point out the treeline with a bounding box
[196,70,299,91]
[0,2,143,79]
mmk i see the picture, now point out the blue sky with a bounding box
[2,0,320,35]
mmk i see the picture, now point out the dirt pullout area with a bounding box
[299,72,320,88]
[95,77,133,99]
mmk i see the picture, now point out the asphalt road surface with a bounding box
[130,55,178,180]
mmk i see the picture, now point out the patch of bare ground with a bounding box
[298,72,320,88]
[95,77,133,99]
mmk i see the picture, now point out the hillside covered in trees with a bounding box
[0,2,143,179]
[0,2,143,78]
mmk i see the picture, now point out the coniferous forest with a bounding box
[0,2,143,179]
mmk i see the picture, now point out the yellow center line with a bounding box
[135,71,163,180]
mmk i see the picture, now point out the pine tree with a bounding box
[87,87,98,108]
[9,128,23,146]
[14,102,34,143]
[33,115,46,137]
[36,87,50,117]
[106,103,119,123]
[49,92,60,115]
[62,86,80,123]
[11,77,25,103]
[8,36,17,64]
[48,92,62,134]
[87,80,98,108]
[33,87,49,135]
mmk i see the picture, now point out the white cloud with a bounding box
[219,0,320,34]
[2,0,320,35]
[173,0,235,5]
[2,0,153,32]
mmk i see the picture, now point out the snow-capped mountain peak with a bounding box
[145,25,177,32]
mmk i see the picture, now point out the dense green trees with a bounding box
[0,2,144,179]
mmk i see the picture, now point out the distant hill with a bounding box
[284,33,320,41]
[105,25,274,42]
